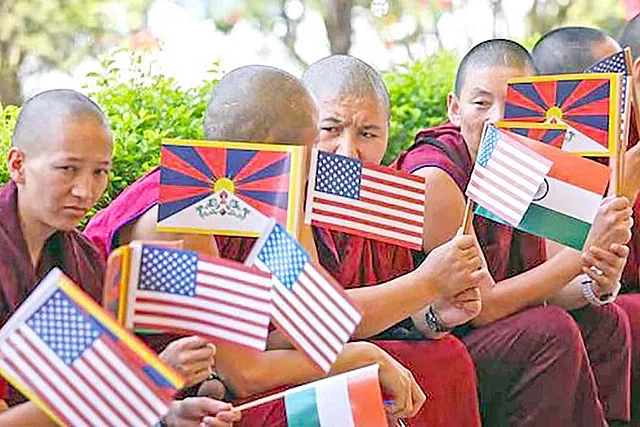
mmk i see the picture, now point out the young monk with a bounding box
[395,39,633,426]
[84,64,493,426]
[297,54,482,426]
[0,89,239,426]
[533,25,640,426]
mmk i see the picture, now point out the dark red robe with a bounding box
[84,166,482,427]
[0,181,105,406]
[394,122,630,425]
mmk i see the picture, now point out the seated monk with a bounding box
[297,54,482,426]
[0,89,239,426]
[533,26,640,426]
[395,39,633,426]
[85,67,496,425]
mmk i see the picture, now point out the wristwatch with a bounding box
[580,274,620,307]
[424,305,451,333]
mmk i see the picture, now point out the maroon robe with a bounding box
[0,181,105,406]
[85,168,482,426]
[395,122,630,425]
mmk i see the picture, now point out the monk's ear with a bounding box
[447,91,462,127]
[7,147,26,184]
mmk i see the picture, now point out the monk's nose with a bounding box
[336,131,359,160]
[71,174,95,200]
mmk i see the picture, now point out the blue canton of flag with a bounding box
[315,151,362,199]
[587,50,629,115]
[27,291,103,365]
[256,223,309,290]
[247,221,363,372]
[139,246,198,296]
[477,125,499,167]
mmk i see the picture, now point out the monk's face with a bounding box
[316,94,388,165]
[10,115,112,232]
[448,65,533,160]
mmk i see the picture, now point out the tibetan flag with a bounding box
[158,139,305,238]
[476,129,610,250]
[246,222,362,372]
[283,365,386,427]
[496,121,568,149]
[466,124,553,226]
[504,73,622,156]
[0,268,184,427]
[126,245,274,351]
[305,149,426,250]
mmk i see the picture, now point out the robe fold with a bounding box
[394,122,630,425]
[0,181,105,406]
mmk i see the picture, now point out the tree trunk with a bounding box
[0,67,20,106]
[323,0,353,54]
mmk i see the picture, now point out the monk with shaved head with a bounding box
[86,65,449,426]
[395,39,633,425]
[0,89,240,426]
[532,25,640,426]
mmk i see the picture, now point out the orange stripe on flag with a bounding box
[347,366,387,427]
[505,129,609,195]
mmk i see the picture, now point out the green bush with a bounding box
[86,54,219,221]
[383,51,457,165]
[0,103,20,184]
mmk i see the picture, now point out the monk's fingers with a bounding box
[453,235,476,251]
[609,243,631,259]
[409,377,426,418]
[584,246,627,271]
[185,367,213,387]
[452,287,481,302]
[582,266,614,291]
[177,335,211,350]
[178,347,217,366]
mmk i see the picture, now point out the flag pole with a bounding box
[461,199,474,235]
[617,47,635,196]
[233,389,291,412]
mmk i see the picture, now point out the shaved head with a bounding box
[620,14,640,59]
[302,55,390,117]
[532,26,620,74]
[203,65,317,146]
[454,39,535,95]
[12,89,110,155]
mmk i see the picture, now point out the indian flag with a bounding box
[284,364,387,427]
[476,130,610,250]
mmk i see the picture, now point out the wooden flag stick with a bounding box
[616,48,636,196]
[461,199,474,235]
[233,388,291,412]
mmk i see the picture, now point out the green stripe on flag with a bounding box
[475,204,591,250]
[285,387,321,427]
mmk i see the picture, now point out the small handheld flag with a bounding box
[305,149,426,250]
[475,127,611,250]
[0,268,184,427]
[504,73,622,156]
[466,124,553,227]
[126,245,274,351]
[158,139,305,238]
[246,221,362,372]
[236,364,387,427]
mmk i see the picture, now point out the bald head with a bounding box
[455,39,535,95]
[532,26,620,74]
[302,55,390,117]
[203,65,317,146]
[12,89,109,155]
[620,14,640,59]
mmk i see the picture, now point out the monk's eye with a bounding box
[56,166,77,174]
[473,100,490,108]
[94,168,110,177]
[362,131,378,139]
[321,126,340,134]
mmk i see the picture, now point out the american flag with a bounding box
[0,269,182,427]
[466,124,553,226]
[130,245,273,351]
[586,49,632,145]
[246,222,362,372]
[305,149,426,250]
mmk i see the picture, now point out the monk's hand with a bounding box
[163,397,240,427]
[581,243,629,296]
[432,287,482,329]
[372,345,426,419]
[160,336,216,388]
[585,197,633,252]
[419,234,488,299]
